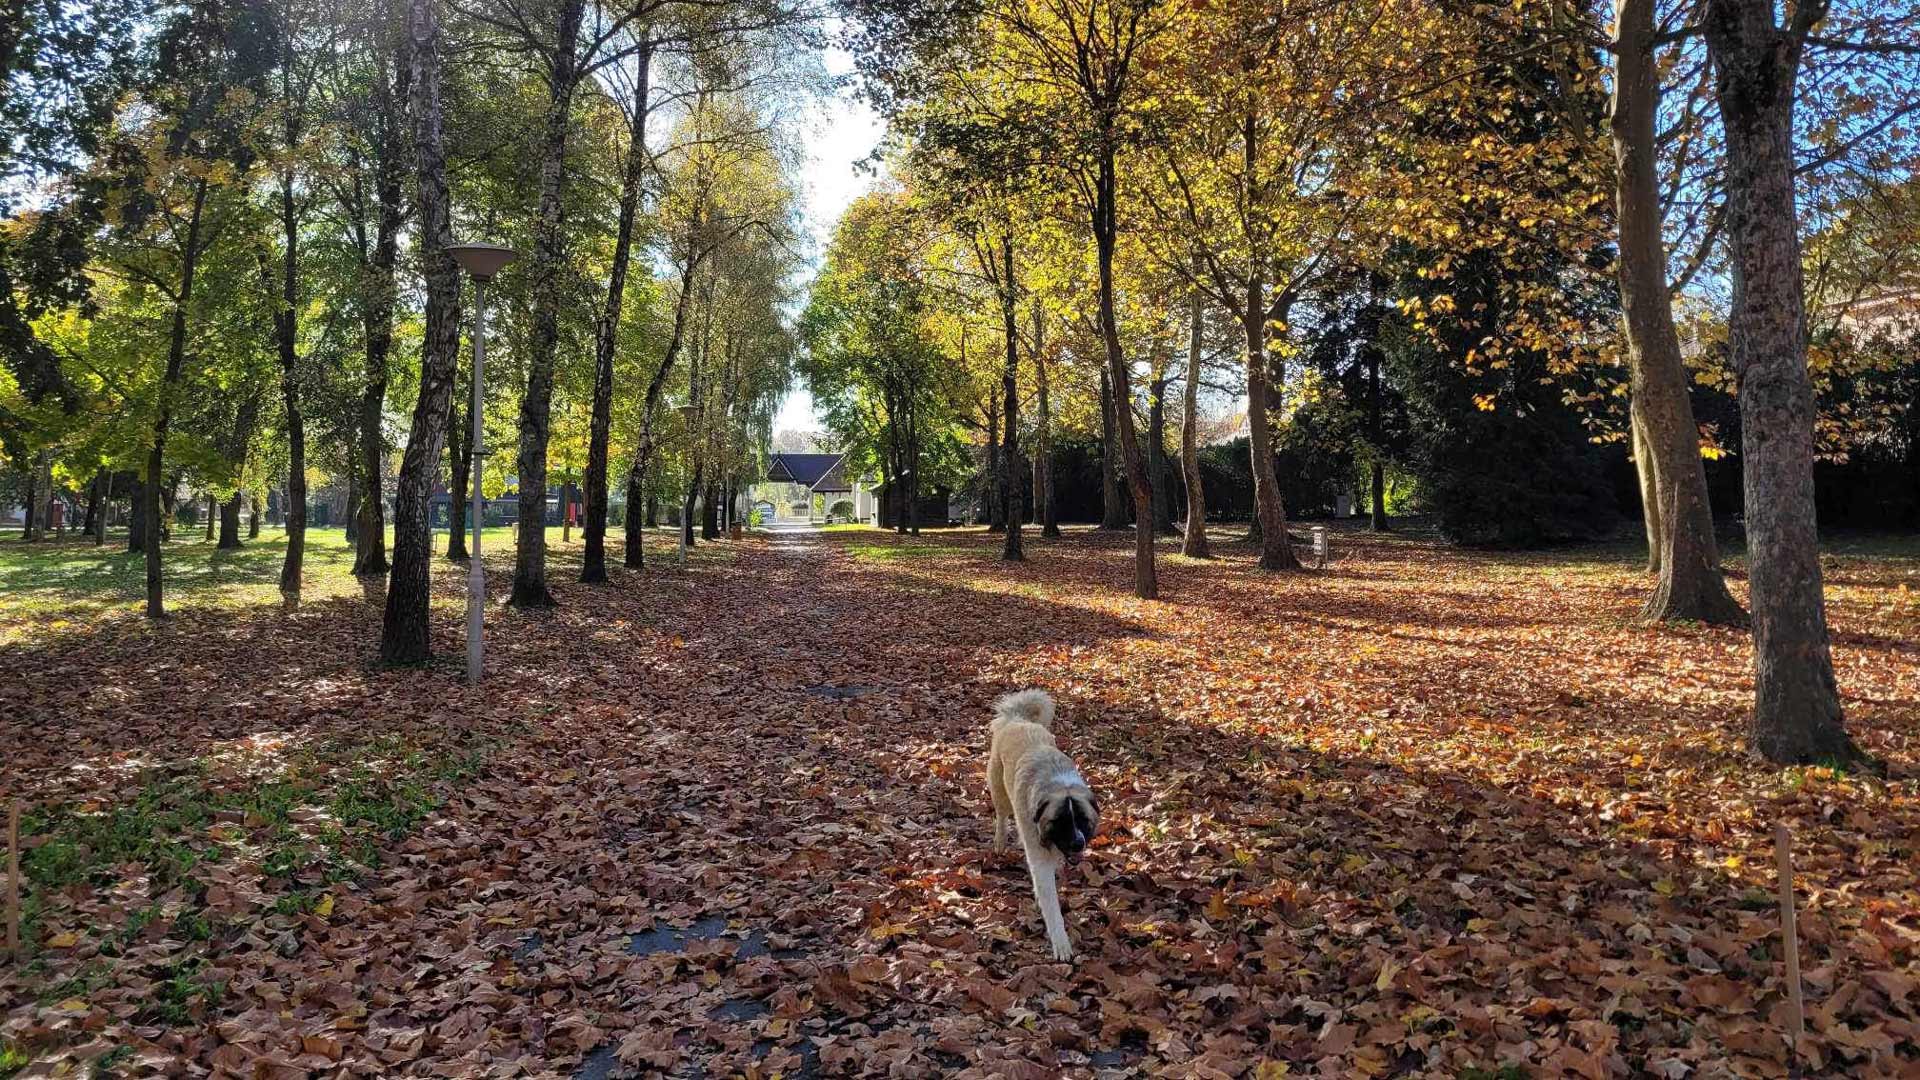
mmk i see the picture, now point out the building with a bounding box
[758,452,876,523]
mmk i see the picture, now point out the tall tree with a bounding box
[1180,286,1209,556]
[1608,0,1745,624]
[581,32,654,584]
[1702,0,1862,764]
[380,0,463,664]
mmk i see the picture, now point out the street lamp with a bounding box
[446,242,517,685]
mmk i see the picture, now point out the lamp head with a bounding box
[446,242,517,281]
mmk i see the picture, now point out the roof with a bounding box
[811,456,851,493]
[766,452,844,487]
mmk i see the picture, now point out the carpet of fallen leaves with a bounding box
[2,523,1917,1078]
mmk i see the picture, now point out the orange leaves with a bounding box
[3,525,1918,1076]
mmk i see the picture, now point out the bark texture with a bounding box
[1181,290,1210,557]
[146,179,208,618]
[1098,368,1127,529]
[1613,0,1744,625]
[1704,0,1860,765]
[999,236,1024,561]
[1242,282,1299,571]
[380,0,461,664]
[509,0,586,608]
[1035,312,1059,538]
[583,36,652,584]
[1093,145,1157,598]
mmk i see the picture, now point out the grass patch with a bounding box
[843,543,945,562]
[0,525,642,641]
[10,731,492,1051]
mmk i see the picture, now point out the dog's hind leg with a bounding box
[1025,850,1072,962]
[989,761,1012,854]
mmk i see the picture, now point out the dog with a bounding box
[987,689,1100,962]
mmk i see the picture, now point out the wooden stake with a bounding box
[6,799,19,965]
[1776,823,1805,1062]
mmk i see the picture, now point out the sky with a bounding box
[774,45,886,436]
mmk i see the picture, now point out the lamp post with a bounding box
[446,242,517,685]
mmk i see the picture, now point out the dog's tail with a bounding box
[992,688,1056,731]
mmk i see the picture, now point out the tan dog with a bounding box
[987,689,1100,961]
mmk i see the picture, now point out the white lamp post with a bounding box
[446,242,517,685]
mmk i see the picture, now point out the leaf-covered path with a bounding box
[4,526,1917,1077]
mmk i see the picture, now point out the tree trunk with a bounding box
[447,361,472,560]
[19,462,36,540]
[354,25,406,581]
[622,468,646,567]
[204,493,215,541]
[701,481,719,540]
[999,235,1024,560]
[681,466,701,551]
[509,0,586,609]
[82,470,100,537]
[381,0,461,664]
[219,392,257,549]
[1632,404,1662,572]
[1366,334,1390,532]
[1704,0,1859,765]
[1036,314,1058,537]
[345,471,361,544]
[1093,141,1156,597]
[1181,289,1211,557]
[1242,283,1299,570]
[624,254,702,569]
[984,394,1003,532]
[584,35,653,584]
[1098,368,1127,529]
[1615,0,1744,624]
[248,489,260,538]
[146,179,208,618]
[1148,362,1174,535]
[128,476,146,551]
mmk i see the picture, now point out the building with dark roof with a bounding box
[759,452,874,523]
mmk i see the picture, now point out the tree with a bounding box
[86,0,277,618]
[1607,0,1745,624]
[802,190,960,535]
[380,0,463,665]
[848,0,1170,597]
[1702,0,1861,764]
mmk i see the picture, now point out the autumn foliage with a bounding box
[3,526,1916,1075]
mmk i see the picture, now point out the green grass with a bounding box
[16,734,492,973]
[842,542,964,562]
[0,524,641,639]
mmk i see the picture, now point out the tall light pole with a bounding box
[446,242,517,685]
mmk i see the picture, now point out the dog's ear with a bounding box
[1032,797,1051,825]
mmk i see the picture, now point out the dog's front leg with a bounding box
[1025,851,1072,962]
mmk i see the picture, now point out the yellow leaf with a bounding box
[315,893,335,918]
[1652,877,1677,897]
[1466,917,1495,933]
[46,931,80,948]
[1341,853,1368,874]
[1375,959,1401,992]
[56,998,89,1012]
